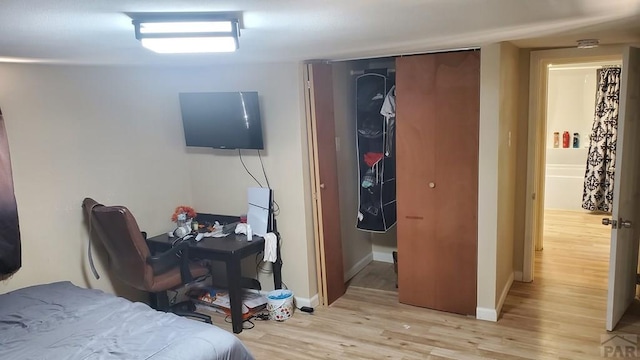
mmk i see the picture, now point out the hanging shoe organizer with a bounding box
[356,70,396,232]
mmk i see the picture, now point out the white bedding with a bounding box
[0,281,254,360]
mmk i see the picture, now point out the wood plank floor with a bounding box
[207,210,640,359]
[348,260,398,292]
[537,209,611,290]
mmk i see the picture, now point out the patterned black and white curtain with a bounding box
[582,67,621,212]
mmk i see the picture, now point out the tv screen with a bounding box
[179,91,264,150]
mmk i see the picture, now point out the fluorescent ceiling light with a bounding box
[139,21,233,34]
[140,37,237,53]
[131,13,240,54]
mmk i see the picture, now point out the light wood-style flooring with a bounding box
[536,209,611,290]
[348,260,398,292]
[207,210,639,359]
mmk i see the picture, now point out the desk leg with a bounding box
[226,257,244,334]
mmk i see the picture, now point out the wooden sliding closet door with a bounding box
[305,63,345,305]
[396,51,479,315]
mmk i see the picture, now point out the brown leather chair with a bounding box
[82,198,211,323]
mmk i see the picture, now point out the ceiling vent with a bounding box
[576,39,599,49]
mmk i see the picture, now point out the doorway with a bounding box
[539,60,621,291]
[524,47,624,282]
[523,46,640,330]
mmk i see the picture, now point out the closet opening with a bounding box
[307,50,480,315]
[333,57,399,294]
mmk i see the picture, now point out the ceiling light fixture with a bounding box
[131,12,240,54]
[576,39,599,49]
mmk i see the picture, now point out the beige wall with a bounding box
[496,43,519,301]
[371,229,396,262]
[477,44,501,312]
[331,62,374,279]
[0,62,316,300]
[513,49,531,275]
[182,63,315,297]
[478,42,520,317]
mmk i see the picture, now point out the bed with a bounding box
[0,281,255,360]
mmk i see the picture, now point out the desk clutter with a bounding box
[167,220,257,239]
[188,287,268,321]
[156,208,285,333]
[167,220,279,264]
[168,221,235,239]
[187,287,295,322]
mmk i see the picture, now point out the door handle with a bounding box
[602,218,618,228]
[620,219,632,228]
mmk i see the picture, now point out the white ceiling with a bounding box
[1,0,640,65]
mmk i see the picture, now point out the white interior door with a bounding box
[606,46,640,331]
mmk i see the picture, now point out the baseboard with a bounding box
[345,253,373,281]
[476,307,498,322]
[496,272,514,318]
[514,271,523,282]
[477,272,514,322]
[294,294,319,308]
[372,251,394,263]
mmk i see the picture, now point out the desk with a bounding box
[146,233,264,334]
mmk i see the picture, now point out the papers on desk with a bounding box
[201,221,227,238]
[167,221,229,239]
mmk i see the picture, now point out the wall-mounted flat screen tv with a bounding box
[179,91,264,150]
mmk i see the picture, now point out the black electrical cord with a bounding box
[257,150,271,189]
[238,149,263,187]
[224,315,256,329]
[255,252,273,275]
[257,150,281,216]
[252,312,270,321]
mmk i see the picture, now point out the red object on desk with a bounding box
[240,214,247,223]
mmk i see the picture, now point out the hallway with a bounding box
[502,210,640,353]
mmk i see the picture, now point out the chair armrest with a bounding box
[146,240,194,283]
